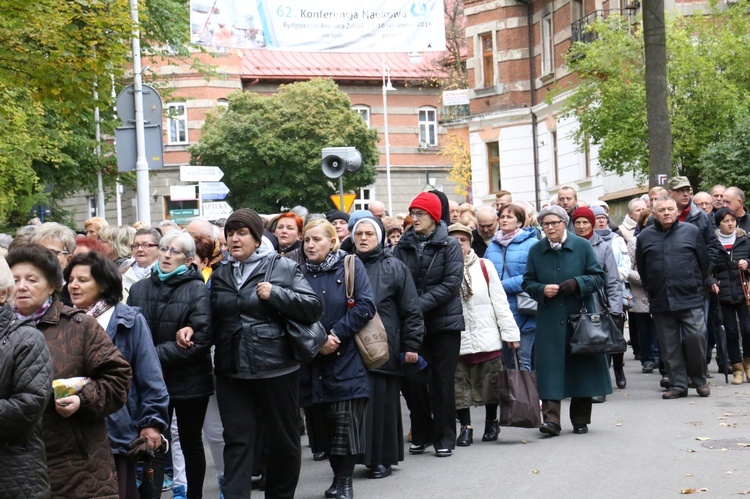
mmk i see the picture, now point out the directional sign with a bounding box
[202,201,233,219]
[180,165,224,182]
[201,182,230,201]
[170,185,197,201]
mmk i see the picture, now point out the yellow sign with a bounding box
[330,193,357,213]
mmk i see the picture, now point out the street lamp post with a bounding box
[382,58,396,215]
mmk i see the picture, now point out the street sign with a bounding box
[201,182,230,201]
[170,185,197,201]
[180,165,224,182]
[202,201,233,219]
[115,125,164,171]
[330,193,357,213]
[116,84,163,126]
[170,209,200,216]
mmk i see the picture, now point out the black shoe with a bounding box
[456,426,473,447]
[662,388,688,399]
[572,424,588,434]
[324,477,338,498]
[591,395,606,403]
[614,367,627,389]
[313,451,328,461]
[642,362,655,373]
[660,376,671,388]
[539,422,561,437]
[408,443,430,454]
[435,448,453,457]
[368,465,391,479]
[482,419,500,442]
[335,476,353,499]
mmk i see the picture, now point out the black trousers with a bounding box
[541,398,592,426]
[216,371,301,499]
[401,330,461,450]
[721,301,750,365]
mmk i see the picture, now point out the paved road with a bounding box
[197,356,750,498]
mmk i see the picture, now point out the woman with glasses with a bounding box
[122,228,162,300]
[522,205,610,436]
[128,231,213,499]
[393,192,464,458]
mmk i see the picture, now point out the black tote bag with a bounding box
[568,287,627,355]
[497,349,542,428]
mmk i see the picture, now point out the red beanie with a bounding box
[409,192,443,223]
[572,207,595,227]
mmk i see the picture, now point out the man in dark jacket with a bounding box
[723,187,750,232]
[667,176,723,264]
[472,206,498,257]
[394,192,464,457]
[636,196,712,399]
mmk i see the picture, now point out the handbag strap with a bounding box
[479,259,490,287]
[344,254,356,300]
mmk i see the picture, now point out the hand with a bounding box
[558,278,579,296]
[711,283,720,295]
[507,341,520,349]
[257,282,273,301]
[55,395,81,418]
[404,352,419,364]
[176,326,194,348]
[319,334,341,355]
[739,260,748,271]
[140,427,163,452]
[544,285,559,298]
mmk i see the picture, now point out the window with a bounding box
[352,105,370,128]
[488,142,501,193]
[419,107,438,147]
[217,98,229,109]
[353,187,373,211]
[571,0,584,22]
[551,130,559,186]
[88,197,98,218]
[167,102,188,145]
[480,33,494,88]
[542,14,554,76]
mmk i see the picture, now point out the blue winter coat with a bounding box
[105,303,169,455]
[484,227,539,331]
[299,252,376,407]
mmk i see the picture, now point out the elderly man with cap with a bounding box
[210,208,323,498]
[522,205,609,436]
[667,176,722,264]
[448,222,519,447]
[394,192,464,457]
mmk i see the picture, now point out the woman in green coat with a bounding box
[522,205,611,436]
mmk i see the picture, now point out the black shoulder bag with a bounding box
[568,286,627,355]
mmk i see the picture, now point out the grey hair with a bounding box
[0,256,13,302]
[160,231,196,259]
[628,197,647,212]
[30,222,77,254]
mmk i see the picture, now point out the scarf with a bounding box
[131,262,155,280]
[717,230,736,250]
[14,296,53,325]
[154,262,189,282]
[83,299,113,318]
[495,228,521,247]
[356,244,383,265]
[306,249,343,274]
[461,251,478,301]
[415,228,436,255]
[227,245,272,285]
[581,228,594,240]
[549,230,568,251]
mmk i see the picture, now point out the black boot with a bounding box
[456,426,473,446]
[335,476,353,499]
[482,419,500,441]
[324,477,338,498]
[614,366,627,389]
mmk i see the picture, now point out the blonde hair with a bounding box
[84,217,108,235]
[99,225,136,259]
[302,219,340,253]
[0,256,13,303]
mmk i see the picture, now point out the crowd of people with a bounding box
[1,177,745,499]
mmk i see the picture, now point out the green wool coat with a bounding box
[522,232,612,400]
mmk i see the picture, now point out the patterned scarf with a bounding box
[461,251,478,300]
[495,228,521,247]
[305,250,342,274]
[83,299,113,318]
[14,296,53,325]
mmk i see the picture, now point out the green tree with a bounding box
[190,79,379,213]
[699,115,750,193]
[552,3,750,186]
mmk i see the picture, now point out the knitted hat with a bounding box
[572,207,595,226]
[537,205,570,225]
[326,210,350,224]
[409,192,443,223]
[225,208,264,242]
[590,206,608,219]
[447,223,473,243]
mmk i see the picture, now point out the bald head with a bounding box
[692,191,713,214]
[369,200,386,219]
[185,219,215,237]
[449,200,461,223]
[476,206,499,240]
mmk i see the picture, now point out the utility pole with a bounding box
[129,0,151,225]
[643,0,672,187]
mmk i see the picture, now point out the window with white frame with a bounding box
[541,13,554,76]
[167,102,189,145]
[353,187,373,211]
[419,107,438,147]
[352,105,370,128]
[217,98,229,109]
[88,197,98,218]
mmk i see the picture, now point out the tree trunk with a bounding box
[643,0,672,187]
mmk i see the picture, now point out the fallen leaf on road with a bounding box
[737,443,750,447]
[521,440,528,444]
[686,449,697,453]
[737,490,750,495]
[680,488,696,494]
[725,413,735,417]
[700,488,708,492]
[696,437,711,441]
[685,473,693,477]
[532,470,540,474]
[727,471,733,475]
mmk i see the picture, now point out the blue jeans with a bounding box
[501,327,535,371]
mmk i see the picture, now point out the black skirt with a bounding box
[360,373,404,467]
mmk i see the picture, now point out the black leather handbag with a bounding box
[568,287,627,355]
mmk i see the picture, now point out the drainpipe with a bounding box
[524,1,542,211]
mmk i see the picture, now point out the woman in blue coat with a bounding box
[299,219,376,499]
[484,203,539,371]
[522,206,611,436]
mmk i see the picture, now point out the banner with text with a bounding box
[190,0,446,52]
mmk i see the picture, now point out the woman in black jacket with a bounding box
[211,208,322,498]
[713,208,750,384]
[393,192,464,458]
[352,216,424,479]
[300,219,376,499]
[128,231,213,499]
[0,256,53,499]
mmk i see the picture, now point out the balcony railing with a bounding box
[439,104,470,122]
[571,7,638,44]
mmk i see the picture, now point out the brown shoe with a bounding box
[662,388,687,399]
[696,384,710,397]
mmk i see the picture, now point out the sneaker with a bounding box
[642,362,655,373]
[171,484,187,499]
[162,475,174,492]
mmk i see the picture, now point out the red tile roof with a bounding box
[239,50,440,81]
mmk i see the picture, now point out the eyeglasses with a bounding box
[542,220,564,228]
[48,249,70,256]
[409,210,429,219]
[159,246,185,256]
[131,243,159,250]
